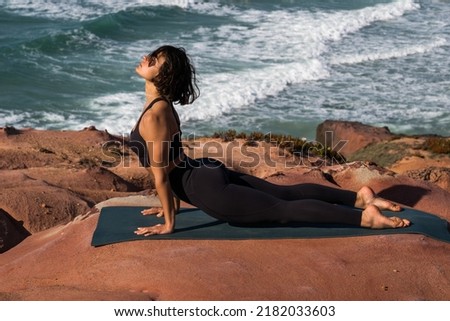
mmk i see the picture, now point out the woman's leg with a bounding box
[176,158,409,228]
[184,163,363,226]
[226,169,356,205]
[227,169,401,212]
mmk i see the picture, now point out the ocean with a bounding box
[0,0,449,140]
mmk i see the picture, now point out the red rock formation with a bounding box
[316,120,394,158]
[0,124,449,300]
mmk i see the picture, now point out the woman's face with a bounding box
[135,53,165,81]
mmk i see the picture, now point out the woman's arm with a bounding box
[134,102,176,236]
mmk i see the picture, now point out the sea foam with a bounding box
[1,0,225,21]
[177,0,420,122]
[331,38,447,65]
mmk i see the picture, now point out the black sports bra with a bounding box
[129,97,183,168]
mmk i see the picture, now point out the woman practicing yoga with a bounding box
[130,45,410,236]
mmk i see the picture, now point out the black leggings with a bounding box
[169,157,362,226]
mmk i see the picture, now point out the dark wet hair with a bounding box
[149,45,199,105]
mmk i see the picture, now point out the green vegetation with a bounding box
[211,130,346,163]
[422,136,450,154]
[348,141,409,168]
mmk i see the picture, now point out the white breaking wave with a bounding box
[331,37,447,65]
[0,110,30,126]
[180,59,330,122]
[3,0,433,135]
[189,0,419,64]
[1,0,224,21]
[0,109,90,131]
[86,92,144,135]
[177,0,420,122]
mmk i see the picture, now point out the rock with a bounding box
[325,162,450,217]
[94,194,161,211]
[316,120,395,158]
[404,167,450,192]
[1,125,450,301]
[0,128,149,234]
[0,126,21,136]
[323,161,396,187]
[0,167,145,233]
[0,205,449,300]
[0,183,91,233]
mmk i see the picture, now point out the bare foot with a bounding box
[355,186,402,212]
[361,205,410,229]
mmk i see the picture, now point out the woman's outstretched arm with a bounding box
[134,103,176,236]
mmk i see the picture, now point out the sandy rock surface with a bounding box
[1,123,449,300]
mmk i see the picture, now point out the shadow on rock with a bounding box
[0,209,31,254]
[378,185,431,208]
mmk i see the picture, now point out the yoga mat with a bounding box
[91,206,450,247]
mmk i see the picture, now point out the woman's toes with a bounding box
[385,216,410,228]
[361,205,410,229]
[373,198,402,212]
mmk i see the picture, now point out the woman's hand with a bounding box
[134,224,173,236]
[141,207,164,217]
[141,195,180,217]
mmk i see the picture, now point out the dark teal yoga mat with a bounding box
[91,206,450,247]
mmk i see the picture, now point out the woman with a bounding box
[130,45,410,236]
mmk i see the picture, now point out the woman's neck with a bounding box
[145,81,161,104]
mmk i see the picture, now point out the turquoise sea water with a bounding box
[0,0,449,139]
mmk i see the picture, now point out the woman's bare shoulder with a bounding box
[139,100,173,139]
[141,99,171,122]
